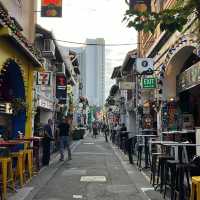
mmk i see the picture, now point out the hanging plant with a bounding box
[10,98,28,116]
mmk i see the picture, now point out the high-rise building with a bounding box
[84,38,105,106]
[59,38,105,107]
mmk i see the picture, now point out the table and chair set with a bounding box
[0,136,43,200]
[110,128,200,200]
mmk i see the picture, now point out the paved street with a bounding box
[9,133,163,200]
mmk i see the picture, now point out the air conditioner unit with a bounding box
[56,62,66,75]
[136,58,154,74]
[43,39,56,59]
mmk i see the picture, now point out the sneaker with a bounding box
[68,157,72,161]
[59,158,64,161]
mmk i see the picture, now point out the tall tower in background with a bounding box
[84,38,105,107]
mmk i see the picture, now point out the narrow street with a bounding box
[9,133,163,200]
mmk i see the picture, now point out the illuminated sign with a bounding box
[41,0,62,17]
[56,75,66,104]
[36,72,52,86]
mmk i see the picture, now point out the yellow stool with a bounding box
[10,151,25,187]
[0,157,15,200]
[191,176,200,200]
[23,149,33,178]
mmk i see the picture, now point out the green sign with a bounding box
[142,77,157,89]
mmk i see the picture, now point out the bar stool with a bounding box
[190,176,200,200]
[137,144,144,169]
[23,149,33,179]
[0,157,15,200]
[150,152,164,187]
[174,163,191,200]
[163,160,179,199]
[10,151,25,187]
[155,156,174,192]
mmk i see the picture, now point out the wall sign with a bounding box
[177,61,200,93]
[142,77,157,89]
[36,72,52,86]
[41,0,62,17]
[56,74,66,104]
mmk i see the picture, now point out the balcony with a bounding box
[42,39,56,59]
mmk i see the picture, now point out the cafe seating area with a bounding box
[0,135,43,200]
[110,128,200,200]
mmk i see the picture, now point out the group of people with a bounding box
[42,115,72,166]
[92,121,109,142]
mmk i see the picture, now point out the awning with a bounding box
[111,66,122,79]
[121,49,137,72]
[0,27,42,67]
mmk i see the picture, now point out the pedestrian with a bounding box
[104,123,109,142]
[42,119,53,166]
[120,123,127,131]
[58,116,72,161]
[92,121,98,138]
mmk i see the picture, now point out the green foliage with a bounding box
[124,0,199,33]
[11,98,27,116]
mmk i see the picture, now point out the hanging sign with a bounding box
[41,0,62,17]
[56,74,66,104]
[142,77,157,89]
[36,72,52,86]
[177,61,200,93]
[119,82,135,90]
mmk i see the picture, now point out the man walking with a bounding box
[42,119,53,166]
[58,116,72,161]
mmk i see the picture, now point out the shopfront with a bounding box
[0,31,41,139]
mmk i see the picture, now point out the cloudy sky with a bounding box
[37,0,137,99]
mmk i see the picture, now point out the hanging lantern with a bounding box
[126,0,150,12]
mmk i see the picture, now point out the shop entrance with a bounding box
[0,60,26,139]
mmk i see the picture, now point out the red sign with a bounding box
[41,0,62,17]
[56,75,66,104]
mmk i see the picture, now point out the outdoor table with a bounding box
[161,130,195,141]
[161,142,200,200]
[136,135,158,168]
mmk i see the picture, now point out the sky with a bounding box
[37,0,137,99]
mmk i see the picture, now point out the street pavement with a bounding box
[9,132,164,200]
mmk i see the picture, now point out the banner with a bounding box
[41,0,62,17]
[56,74,66,104]
[36,72,52,86]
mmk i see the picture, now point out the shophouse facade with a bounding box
[138,0,200,140]
[34,25,71,132]
[0,1,42,139]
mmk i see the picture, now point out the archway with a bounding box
[0,59,26,138]
[163,45,197,99]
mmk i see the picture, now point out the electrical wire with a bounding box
[53,38,155,46]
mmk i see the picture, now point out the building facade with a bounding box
[84,38,105,107]
[0,1,42,139]
[138,0,200,136]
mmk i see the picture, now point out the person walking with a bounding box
[58,116,72,161]
[92,121,98,138]
[42,119,53,166]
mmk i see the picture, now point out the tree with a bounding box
[124,0,200,33]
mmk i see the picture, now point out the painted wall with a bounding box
[1,0,37,42]
[0,38,35,138]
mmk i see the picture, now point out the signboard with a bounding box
[56,74,66,104]
[136,58,154,74]
[119,82,135,90]
[142,77,157,89]
[36,72,52,86]
[177,62,200,93]
[41,0,62,17]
